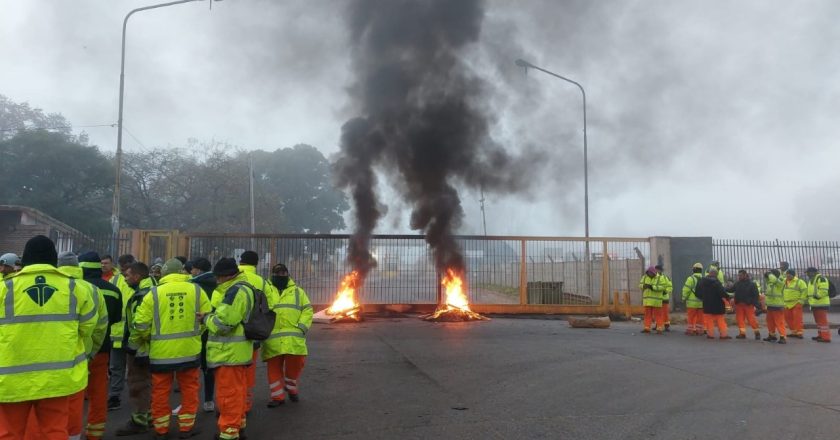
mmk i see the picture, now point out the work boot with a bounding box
[642,329,651,334]
[754,332,761,340]
[736,334,746,339]
[115,420,149,436]
[108,396,122,411]
[763,335,778,342]
[267,399,285,408]
[178,428,201,439]
[288,392,299,403]
[706,335,715,339]
[814,337,831,343]
[720,335,732,340]
[778,337,787,344]
[791,334,804,339]
[664,324,670,332]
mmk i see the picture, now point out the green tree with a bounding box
[0,130,113,232]
[0,94,88,143]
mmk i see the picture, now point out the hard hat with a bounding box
[0,253,20,267]
[692,263,703,270]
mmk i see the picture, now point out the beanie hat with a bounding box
[161,258,184,277]
[0,253,20,267]
[645,266,656,276]
[78,251,102,270]
[57,251,79,267]
[191,257,212,273]
[21,235,58,267]
[213,257,239,277]
[239,251,258,266]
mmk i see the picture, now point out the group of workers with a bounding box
[0,235,313,440]
[640,260,833,344]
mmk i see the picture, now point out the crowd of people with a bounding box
[640,260,834,343]
[0,235,313,440]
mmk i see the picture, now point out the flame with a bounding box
[424,268,488,321]
[327,271,363,321]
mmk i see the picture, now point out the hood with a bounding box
[57,266,83,279]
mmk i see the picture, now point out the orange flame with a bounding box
[441,268,472,312]
[327,270,362,320]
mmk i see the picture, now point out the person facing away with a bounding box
[697,268,731,339]
[726,270,761,340]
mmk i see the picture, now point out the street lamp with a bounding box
[515,58,592,294]
[111,0,219,254]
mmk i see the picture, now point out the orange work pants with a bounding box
[766,309,787,337]
[86,352,110,439]
[643,306,664,331]
[661,302,670,326]
[704,314,728,337]
[686,308,705,334]
[735,303,759,334]
[215,365,248,440]
[0,396,70,440]
[151,368,200,435]
[67,389,85,439]
[785,304,804,336]
[813,307,831,341]
[267,354,307,402]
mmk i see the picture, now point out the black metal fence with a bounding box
[186,234,651,306]
[713,239,840,283]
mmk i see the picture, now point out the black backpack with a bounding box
[828,278,838,299]
[234,281,276,341]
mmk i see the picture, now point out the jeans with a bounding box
[109,348,127,399]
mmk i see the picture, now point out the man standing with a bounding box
[653,265,673,331]
[238,251,276,416]
[0,253,20,278]
[115,262,155,436]
[805,267,831,343]
[189,257,218,413]
[763,269,787,344]
[639,266,665,334]
[697,268,731,339]
[104,254,136,411]
[727,270,761,340]
[132,258,210,439]
[782,269,808,339]
[681,263,705,335]
[0,236,96,439]
[263,264,313,407]
[203,258,256,440]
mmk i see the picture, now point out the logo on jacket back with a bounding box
[25,275,58,306]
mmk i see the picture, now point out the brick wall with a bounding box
[0,225,50,255]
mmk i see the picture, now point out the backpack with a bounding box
[234,281,276,341]
[828,279,838,299]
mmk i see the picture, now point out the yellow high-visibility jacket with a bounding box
[782,277,808,309]
[640,274,665,307]
[807,274,831,308]
[262,278,313,359]
[0,264,97,402]
[133,273,211,372]
[106,271,135,349]
[58,266,108,356]
[681,273,703,309]
[205,273,255,368]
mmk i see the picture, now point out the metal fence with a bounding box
[49,229,133,257]
[185,233,650,308]
[713,239,840,282]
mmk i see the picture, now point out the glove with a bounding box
[643,284,653,290]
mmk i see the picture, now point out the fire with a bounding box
[424,268,488,322]
[326,271,363,322]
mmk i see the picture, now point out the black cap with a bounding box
[239,251,258,266]
[192,257,212,273]
[212,257,239,277]
[271,263,289,275]
[183,260,194,272]
[78,251,101,264]
[785,268,796,276]
[21,235,58,267]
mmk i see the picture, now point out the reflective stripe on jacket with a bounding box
[765,274,785,309]
[0,264,97,402]
[640,274,664,307]
[133,273,211,371]
[205,273,255,368]
[807,274,831,308]
[262,278,313,359]
[59,266,108,356]
[107,272,135,348]
[782,277,808,309]
[681,274,703,309]
[125,277,155,356]
[659,274,673,303]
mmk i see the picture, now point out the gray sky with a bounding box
[2,0,838,240]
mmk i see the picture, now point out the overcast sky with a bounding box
[2,0,838,240]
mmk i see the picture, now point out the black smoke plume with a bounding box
[334,0,542,278]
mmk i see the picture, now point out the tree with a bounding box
[0,94,88,144]
[0,130,113,232]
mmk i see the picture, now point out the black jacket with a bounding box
[81,267,122,353]
[727,279,759,306]
[697,276,728,315]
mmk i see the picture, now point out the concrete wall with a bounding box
[668,237,714,311]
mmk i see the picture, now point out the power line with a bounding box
[0,123,116,133]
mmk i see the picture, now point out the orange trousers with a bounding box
[151,368,200,435]
[0,396,70,440]
[643,306,664,331]
[215,365,248,440]
[735,303,759,334]
[812,308,831,341]
[766,309,787,337]
[67,390,85,439]
[704,314,728,337]
[686,308,705,334]
[245,350,258,414]
[267,355,307,402]
[785,304,804,336]
[86,352,110,439]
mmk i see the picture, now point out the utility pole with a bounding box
[249,153,256,235]
[480,187,487,236]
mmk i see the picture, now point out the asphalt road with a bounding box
[105,317,840,439]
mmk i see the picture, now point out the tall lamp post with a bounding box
[111,0,217,254]
[515,58,592,294]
